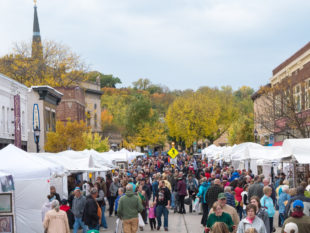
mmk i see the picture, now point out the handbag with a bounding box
[194,198,200,212]
[184,197,191,205]
[115,218,123,233]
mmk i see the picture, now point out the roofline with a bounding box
[0,73,28,90]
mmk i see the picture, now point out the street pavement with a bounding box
[73,206,283,233]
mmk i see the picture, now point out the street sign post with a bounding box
[168,148,179,159]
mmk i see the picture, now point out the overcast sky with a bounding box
[1,0,310,91]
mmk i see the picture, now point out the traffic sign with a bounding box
[168,148,179,159]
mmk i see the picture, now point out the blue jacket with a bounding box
[260,195,275,217]
[225,192,235,207]
[229,171,240,182]
[152,181,159,196]
[278,192,290,214]
[197,182,210,204]
[115,194,125,212]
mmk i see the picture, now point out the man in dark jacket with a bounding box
[83,188,99,231]
[155,180,171,231]
[205,179,224,210]
[50,186,61,203]
[177,173,187,214]
[72,187,87,233]
[248,175,264,200]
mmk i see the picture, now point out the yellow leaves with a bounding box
[128,122,166,148]
[101,109,113,129]
[45,120,89,152]
[83,131,110,152]
[0,40,87,87]
[166,93,220,148]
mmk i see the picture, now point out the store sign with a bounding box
[14,95,21,148]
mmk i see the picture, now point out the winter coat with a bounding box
[281,215,310,233]
[72,195,86,218]
[260,195,275,217]
[257,208,270,233]
[82,195,99,229]
[177,179,187,196]
[117,191,143,220]
[197,182,209,204]
[43,209,70,233]
[110,182,120,197]
[236,216,267,233]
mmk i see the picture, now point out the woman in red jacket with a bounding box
[234,181,244,220]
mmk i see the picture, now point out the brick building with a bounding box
[253,41,310,143]
[55,86,86,122]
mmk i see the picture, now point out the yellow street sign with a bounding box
[168,148,179,159]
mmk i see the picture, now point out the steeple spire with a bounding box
[32,0,43,59]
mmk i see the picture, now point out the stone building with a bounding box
[80,79,103,133]
[0,73,28,150]
[27,86,63,152]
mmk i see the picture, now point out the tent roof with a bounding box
[282,139,310,164]
[0,145,52,180]
[230,142,264,161]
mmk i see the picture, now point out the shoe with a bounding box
[157,226,160,230]
[165,228,168,231]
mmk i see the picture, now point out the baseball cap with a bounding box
[218,193,226,200]
[284,222,298,233]
[293,200,304,209]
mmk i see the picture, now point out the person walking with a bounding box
[282,200,310,233]
[206,201,234,232]
[197,177,210,226]
[71,187,88,233]
[117,184,144,233]
[94,182,108,230]
[109,177,120,216]
[248,176,264,200]
[250,196,270,233]
[43,200,70,233]
[205,179,224,211]
[236,204,267,233]
[177,172,187,214]
[83,187,100,231]
[155,180,171,231]
[187,174,198,213]
[278,185,290,227]
[260,186,275,233]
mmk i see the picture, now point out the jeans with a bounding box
[279,213,285,227]
[101,205,108,229]
[108,196,116,216]
[236,205,243,220]
[269,217,274,233]
[73,217,87,233]
[171,192,175,208]
[156,205,169,228]
[201,203,209,226]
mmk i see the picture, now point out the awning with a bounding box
[273,141,283,146]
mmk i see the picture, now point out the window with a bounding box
[2,106,5,132]
[51,111,56,132]
[283,90,291,114]
[87,111,91,126]
[7,108,9,133]
[94,113,97,128]
[294,84,302,112]
[22,111,25,135]
[305,79,310,110]
[45,109,50,131]
[274,94,281,117]
[94,103,97,109]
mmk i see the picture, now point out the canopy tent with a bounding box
[230,142,264,161]
[248,146,283,163]
[281,138,310,164]
[81,149,114,168]
[100,150,143,164]
[0,144,64,233]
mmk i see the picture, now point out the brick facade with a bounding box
[55,86,86,122]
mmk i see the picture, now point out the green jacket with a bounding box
[117,191,143,220]
[281,215,310,233]
[206,212,234,232]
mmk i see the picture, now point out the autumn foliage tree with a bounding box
[0,40,87,87]
[83,131,110,152]
[45,120,88,152]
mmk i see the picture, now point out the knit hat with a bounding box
[284,222,298,233]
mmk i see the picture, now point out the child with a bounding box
[148,202,156,230]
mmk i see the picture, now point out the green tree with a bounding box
[87,71,121,88]
[83,131,110,152]
[132,78,151,90]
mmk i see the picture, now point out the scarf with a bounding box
[291,211,304,218]
[246,217,254,224]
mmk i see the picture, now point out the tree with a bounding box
[45,120,88,152]
[0,40,87,87]
[87,71,121,88]
[132,78,151,90]
[166,93,220,148]
[128,122,167,148]
[254,82,310,138]
[101,109,113,130]
[83,131,110,152]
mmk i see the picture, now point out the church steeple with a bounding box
[32,0,43,59]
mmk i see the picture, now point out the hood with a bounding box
[126,191,135,197]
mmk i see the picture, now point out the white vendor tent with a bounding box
[0,145,64,233]
[81,149,115,169]
[101,149,143,164]
[281,138,310,164]
[230,142,264,161]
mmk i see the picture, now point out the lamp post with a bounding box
[286,131,290,139]
[34,126,40,153]
[254,129,258,143]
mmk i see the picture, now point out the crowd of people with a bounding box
[40,153,310,233]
